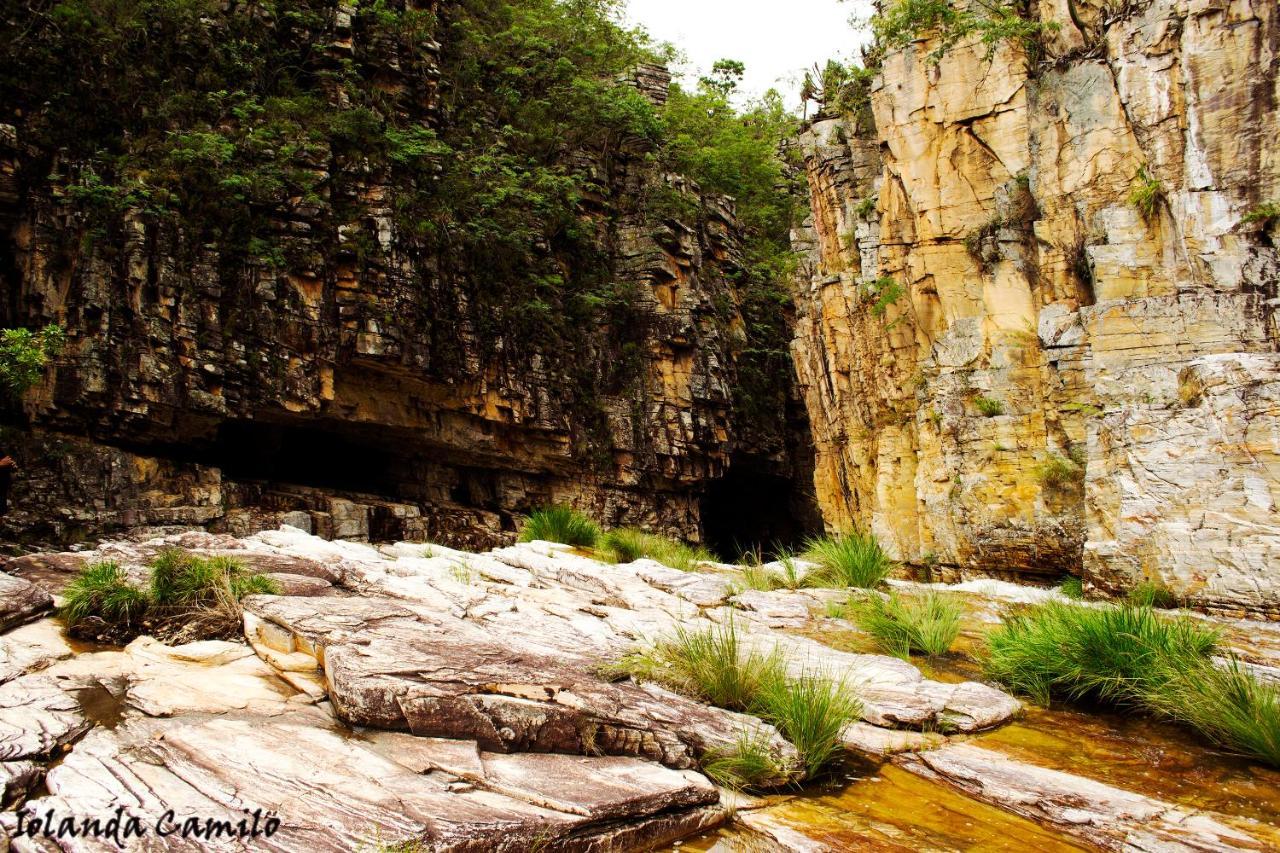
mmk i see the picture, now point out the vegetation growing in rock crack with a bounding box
[701,727,792,790]
[599,528,714,572]
[1034,450,1085,488]
[610,619,861,784]
[803,532,896,589]
[59,549,280,643]
[1129,166,1165,219]
[734,551,810,592]
[983,600,1280,767]
[1242,201,1279,226]
[854,591,963,658]
[973,396,1005,417]
[518,506,601,548]
[0,325,65,396]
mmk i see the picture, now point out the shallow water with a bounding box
[676,596,1280,850]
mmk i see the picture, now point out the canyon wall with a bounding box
[792,0,1280,614]
[0,3,814,552]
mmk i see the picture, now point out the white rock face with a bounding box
[1086,354,1280,617]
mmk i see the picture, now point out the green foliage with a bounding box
[754,673,862,777]
[858,277,905,318]
[519,506,601,548]
[598,528,714,572]
[801,60,876,131]
[1129,166,1164,219]
[702,727,792,790]
[1241,201,1279,226]
[613,619,858,782]
[803,533,895,589]
[854,591,963,658]
[983,600,1280,766]
[1034,451,1084,488]
[60,562,148,627]
[974,396,1005,417]
[60,550,278,640]
[0,325,65,396]
[735,552,810,592]
[856,195,879,219]
[1057,576,1085,600]
[1127,580,1178,609]
[873,0,1059,63]
[982,601,1219,707]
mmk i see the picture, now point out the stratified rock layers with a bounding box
[791,0,1279,614]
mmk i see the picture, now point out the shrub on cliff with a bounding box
[983,600,1280,767]
[519,506,601,548]
[60,550,279,643]
[0,325,65,397]
[872,0,1059,63]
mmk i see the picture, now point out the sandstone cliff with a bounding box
[792,0,1279,615]
[0,1,815,552]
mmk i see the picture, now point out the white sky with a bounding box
[623,0,875,108]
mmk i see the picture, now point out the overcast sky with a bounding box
[623,0,875,108]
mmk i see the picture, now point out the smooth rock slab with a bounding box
[0,574,53,632]
[245,595,801,784]
[6,715,725,852]
[0,618,74,686]
[899,743,1279,851]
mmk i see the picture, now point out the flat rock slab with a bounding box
[1,553,87,596]
[899,743,1280,851]
[4,715,725,852]
[0,618,74,686]
[244,595,802,785]
[0,573,55,631]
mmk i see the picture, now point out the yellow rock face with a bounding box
[791,0,1280,610]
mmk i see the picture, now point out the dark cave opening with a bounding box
[212,420,404,496]
[701,463,814,561]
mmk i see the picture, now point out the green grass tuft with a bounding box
[803,533,895,589]
[1035,452,1084,488]
[983,599,1280,766]
[1127,580,1178,609]
[855,591,963,658]
[598,527,713,572]
[1057,576,1084,600]
[518,506,601,548]
[60,561,148,627]
[702,727,794,790]
[753,673,862,778]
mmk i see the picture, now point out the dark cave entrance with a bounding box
[701,463,814,561]
[211,420,404,496]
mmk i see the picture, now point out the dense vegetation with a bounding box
[0,325,64,397]
[1,0,802,462]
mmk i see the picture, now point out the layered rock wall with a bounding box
[792,0,1280,613]
[0,3,813,550]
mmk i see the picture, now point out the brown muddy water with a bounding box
[673,596,1280,851]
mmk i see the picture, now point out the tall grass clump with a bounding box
[734,553,809,592]
[611,619,861,784]
[702,727,793,790]
[59,550,279,643]
[518,506,600,548]
[855,591,963,658]
[983,600,1280,767]
[599,527,714,572]
[1057,576,1084,600]
[60,561,150,628]
[755,673,862,776]
[804,532,894,589]
[1127,579,1178,609]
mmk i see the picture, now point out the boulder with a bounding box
[0,574,52,632]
